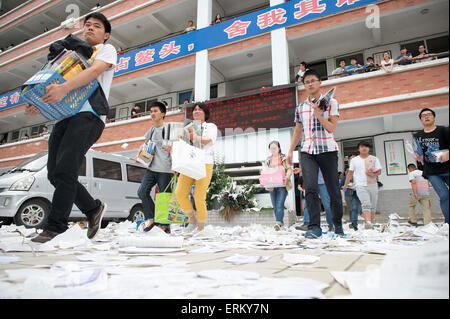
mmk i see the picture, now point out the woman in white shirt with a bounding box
[175,103,217,232]
[381,51,394,73]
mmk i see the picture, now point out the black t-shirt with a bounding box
[414,126,449,176]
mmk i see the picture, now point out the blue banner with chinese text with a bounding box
[1,0,381,111]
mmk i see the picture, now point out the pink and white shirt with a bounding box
[294,95,340,155]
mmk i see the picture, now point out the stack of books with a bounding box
[20,49,98,121]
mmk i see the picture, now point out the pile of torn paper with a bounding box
[0,218,448,299]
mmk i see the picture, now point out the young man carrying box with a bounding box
[26,13,117,243]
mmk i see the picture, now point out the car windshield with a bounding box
[13,151,48,172]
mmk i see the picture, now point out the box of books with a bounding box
[20,49,98,121]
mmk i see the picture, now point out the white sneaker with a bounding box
[183,223,198,234]
[364,222,374,230]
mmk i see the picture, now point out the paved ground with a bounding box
[0,211,447,299]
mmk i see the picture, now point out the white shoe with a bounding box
[364,222,374,230]
[274,224,281,231]
[184,223,198,234]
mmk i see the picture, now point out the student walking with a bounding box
[135,101,174,231]
[343,141,382,229]
[407,163,432,226]
[287,69,345,239]
[175,103,218,233]
[413,108,449,224]
[340,153,361,231]
[26,13,117,243]
[295,169,334,231]
[263,141,293,231]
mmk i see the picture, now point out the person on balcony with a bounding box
[184,20,196,33]
[213,13,223,24]
[381,51,394,73]
[395,46,413,65]
[131,105,141,119]
[365,57,379,72]
[414,44,437,63]
[39,126,49,136]
[295,62,309,82]
[331,60,347,77]
[343,58,366,75]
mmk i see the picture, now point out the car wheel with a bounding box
[128,205,145,223]
[15,199,50,229]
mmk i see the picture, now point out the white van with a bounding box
[0,149,151,228]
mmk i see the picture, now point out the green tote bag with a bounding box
[154,175,189,224]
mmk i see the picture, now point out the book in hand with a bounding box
[136,142,156,166]
[429,149,448,163]
[182,119,202,147]
[405,138,424,164]
[163,122,185,142]
[311,87,336,111]
[183,119,202,136]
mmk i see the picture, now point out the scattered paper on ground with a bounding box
[0,217,448,299]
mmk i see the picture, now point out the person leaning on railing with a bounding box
[364,56,380,72]
[342,58,366,75]
[381,51,394,73]
[395,46,413,65]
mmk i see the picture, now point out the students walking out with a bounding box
[263,141,293,231]
[175,103,218,233]
[287,69,345,239]
[26,13,117,243]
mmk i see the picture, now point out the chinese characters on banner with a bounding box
[110,0,380,76]
[2,0,381,110]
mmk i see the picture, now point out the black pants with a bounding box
[137,169,173,220]
[300,151,343,229]
[45,112,105,233]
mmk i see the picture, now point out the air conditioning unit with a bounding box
[60,17,77,29]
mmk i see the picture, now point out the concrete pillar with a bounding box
[270,0,290,86]
[194,0,212,102]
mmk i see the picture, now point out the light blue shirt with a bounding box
[78,100,100,118]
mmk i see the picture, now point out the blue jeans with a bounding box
[350,191,361,225]
[303,187,333,228]
[427,173,449,224]
[270,187,288,226]
[137,170,173,220]
[303,198,309,224]
[318,183,334,228]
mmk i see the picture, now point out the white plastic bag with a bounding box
[171,140,206,180]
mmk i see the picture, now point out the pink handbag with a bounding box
[259,168,286,188]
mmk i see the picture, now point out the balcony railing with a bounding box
[324,51,449,81]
